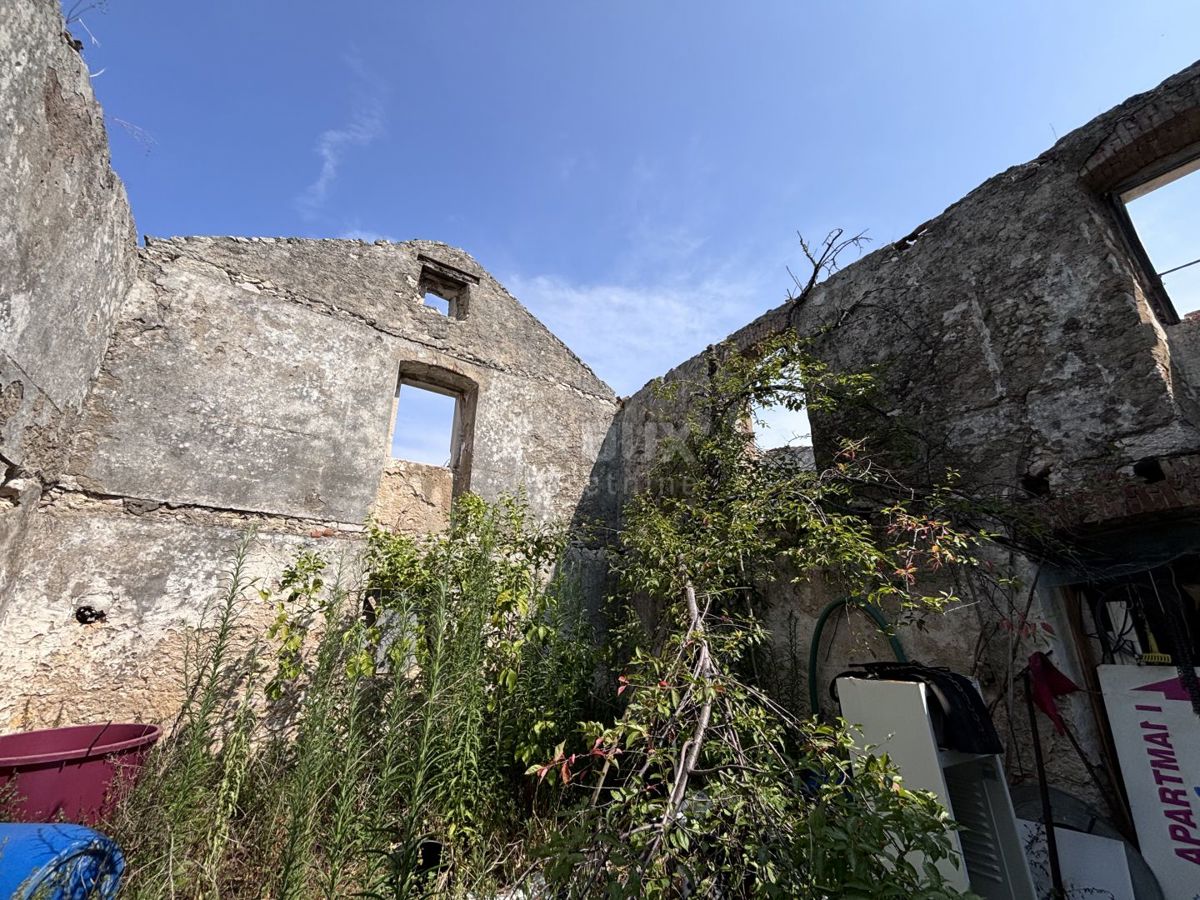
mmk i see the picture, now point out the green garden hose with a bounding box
[807,598,907,714]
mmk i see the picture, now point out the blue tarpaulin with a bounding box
[0,824,124,899]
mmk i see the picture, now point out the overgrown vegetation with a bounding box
[104,495,597,898]
[533,328,988,898]
[104,252,1003,895]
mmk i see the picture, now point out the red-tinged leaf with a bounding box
[1041,622,1055,636]
[617,684,627,696]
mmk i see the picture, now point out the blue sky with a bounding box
[1126,170,1200,319]
[67,1,1200,460]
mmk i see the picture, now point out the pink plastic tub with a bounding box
[0,723,161,825]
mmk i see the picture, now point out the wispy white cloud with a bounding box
[295,57,385,219]
[506,263,779,397]
[508,148,801,396]
[296,105,382,217]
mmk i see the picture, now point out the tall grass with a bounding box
[103,494,597,899]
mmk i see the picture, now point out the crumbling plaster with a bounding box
[6,0,1200,832]
[0,503,362,731]
[372,459,455,534]
[0,1,621,727]
[612,61,1200,809]
[0,0,136,476]
[0,232,622,725]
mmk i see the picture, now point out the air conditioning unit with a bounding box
[837,676,1036,899]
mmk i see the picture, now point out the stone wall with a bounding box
[0,2,621,728]
[623,67,1200,505]
[620,59,1200,566]
[0,0,136,619]
[0,0,136,475]
[0,235,621,729]
[614,62,1200,806]
[64,236,618,526]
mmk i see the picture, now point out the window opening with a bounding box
[1121,161,1200,321]
[751,401,812,451]
[389,381,459,467]
[416,255,477,320]
[750,401,815,470]
[422,291,451,316]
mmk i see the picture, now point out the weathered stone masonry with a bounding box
[1,0,136,621]
[0,0,619,729]
[613,60,1200,806]
[0,233,621,729]
[6,0,1200,837]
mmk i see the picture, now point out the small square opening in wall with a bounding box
[416,256,477,320]
[389,381,459,467]
[422,291,451,316]
[1120,161,1200,321]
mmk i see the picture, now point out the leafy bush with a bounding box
[106,330,985,898]
[533,331,979,898]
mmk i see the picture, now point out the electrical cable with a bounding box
[1158,567,1200,718]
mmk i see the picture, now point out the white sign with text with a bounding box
[1099,664,1200,900]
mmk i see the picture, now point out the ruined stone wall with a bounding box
[620,57,1200,577]
[623,68,1200,506]
[65,236,619,525]
[0,0,136,474]
[615,62,1200,807]
[0,236,620,729]
[0,2,621,729]
[0,0,136,617]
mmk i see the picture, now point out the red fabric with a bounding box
[1028,651,1080,735]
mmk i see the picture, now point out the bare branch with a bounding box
[787,228,872,304]
[64,0,108,25]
